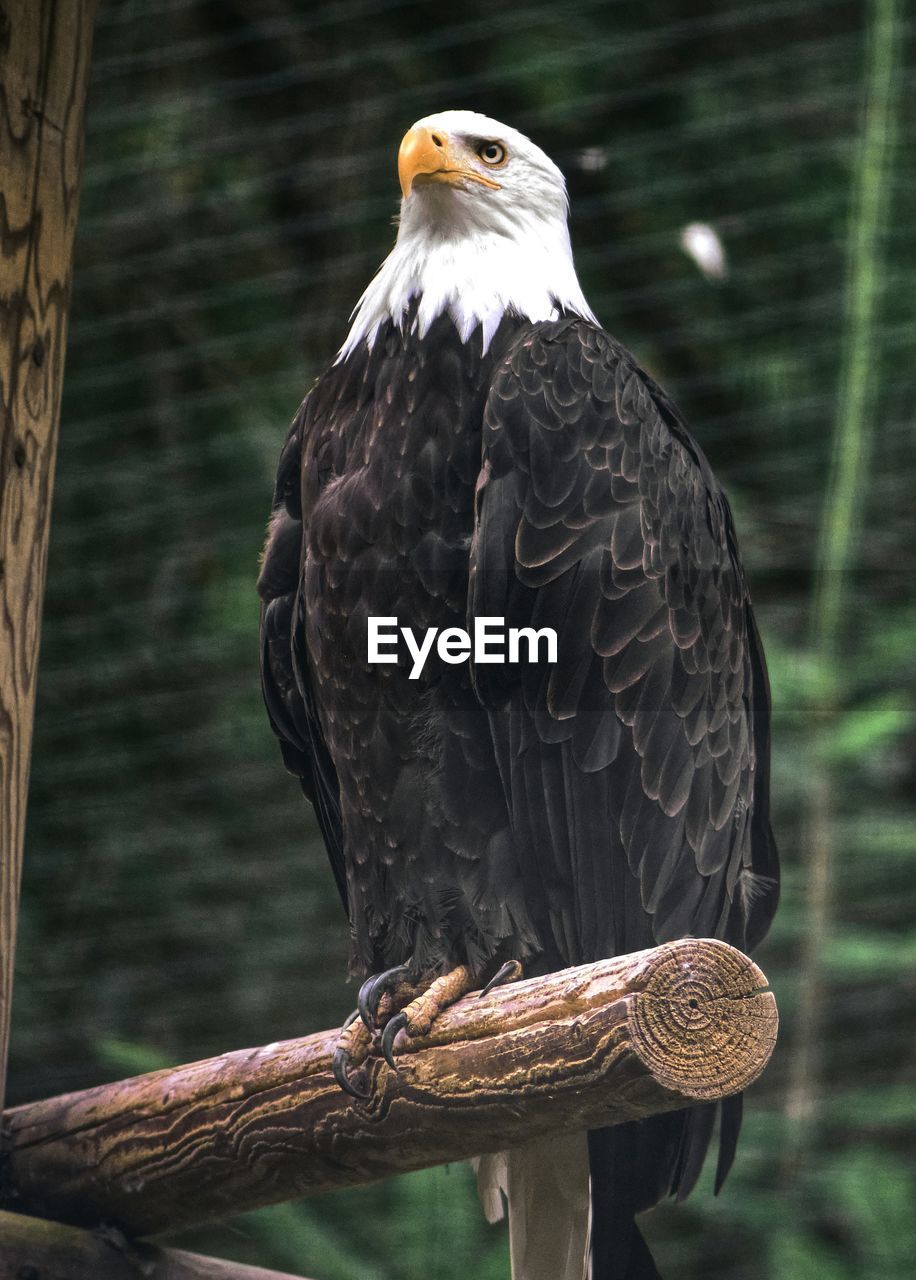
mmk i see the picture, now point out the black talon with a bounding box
[358,963,411,1029]
[356,974,378,1028]
[381,1012,408,1068]
[332,1045,370,1099]
[480,959,523,997]
[332,1008,369,1099]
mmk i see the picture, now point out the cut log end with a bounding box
[629,938,778,1101]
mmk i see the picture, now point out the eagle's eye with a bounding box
[477,140,508,167]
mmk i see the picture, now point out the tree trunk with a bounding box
[0,0,98,1113]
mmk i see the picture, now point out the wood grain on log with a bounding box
[0,1210,313,1280]
[0,0,98,1112]
[1,940,777,1236]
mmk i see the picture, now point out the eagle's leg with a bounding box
[331,1009,374,1099]
[380,959,523,1068]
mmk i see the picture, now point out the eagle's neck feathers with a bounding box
[338,186,596,362]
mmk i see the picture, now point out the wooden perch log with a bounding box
[0,1210,313,1280]
[1,939,777,1237]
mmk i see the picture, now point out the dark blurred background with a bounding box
[9,1,915,1277]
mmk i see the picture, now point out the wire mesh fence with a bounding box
[10,1,915,1276]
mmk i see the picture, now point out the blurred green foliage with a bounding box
[9,1,915,1277]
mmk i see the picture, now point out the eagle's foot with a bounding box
[356,963,421,1031]
[331,1008,373,1099]
[379,962,523,1068]
[335,960,525,1090]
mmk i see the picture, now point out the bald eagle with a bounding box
[258,110,778,1280]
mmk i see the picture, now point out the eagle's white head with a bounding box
[338,109,596,361]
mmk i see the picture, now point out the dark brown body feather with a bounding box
[260,312,542,977]
[258,312,779,1275]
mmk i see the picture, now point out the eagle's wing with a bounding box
[469,319,778,1272]
[258,401,346,909]
[470,318,777,965]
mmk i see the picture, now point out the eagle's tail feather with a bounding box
[587,1126,665,1280]
[475,1132,591,1280]
[715,1093,744,1193]
[476,1104,735,1279]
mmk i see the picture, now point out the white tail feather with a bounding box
[475,1133,591,1280]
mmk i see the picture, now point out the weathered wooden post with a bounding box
[0,1210,314,1280]
[0,0,97,1112]
[2,939,777,1236]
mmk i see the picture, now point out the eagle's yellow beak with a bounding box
[398,126,502,198]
